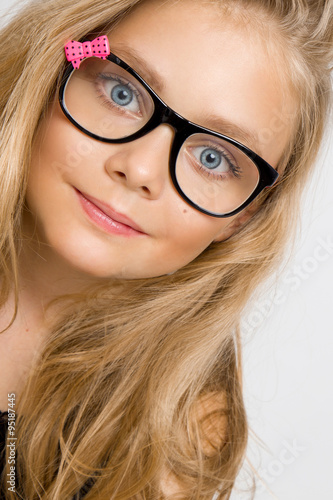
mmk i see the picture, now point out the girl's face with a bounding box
[25,0,295,279]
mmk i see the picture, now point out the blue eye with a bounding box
[200,148,222,169]
[99,75,141,115]
[111,84,133,107]
[190,144,242,179]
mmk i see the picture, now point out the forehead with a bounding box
[106,0,297,167]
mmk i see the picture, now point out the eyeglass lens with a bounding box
[62,57,260,215]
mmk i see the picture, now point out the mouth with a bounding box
[74,188,147,237]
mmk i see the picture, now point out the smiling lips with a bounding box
[75,188,147,237]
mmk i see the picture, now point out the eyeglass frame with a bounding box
[59,49,279,218]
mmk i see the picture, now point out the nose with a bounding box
[104,124,174,199]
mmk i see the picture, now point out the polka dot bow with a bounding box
[64,35,111,69]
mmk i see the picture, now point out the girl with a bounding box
[0,0,332,498]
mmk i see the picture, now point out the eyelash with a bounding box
[188,145,243,181]
[93,72,144,118]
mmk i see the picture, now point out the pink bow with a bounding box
[64,35,110,70]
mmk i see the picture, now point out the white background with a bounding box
[1,1,332,499]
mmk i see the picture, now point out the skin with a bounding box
[24,0,295,281]
[0,0,296,413]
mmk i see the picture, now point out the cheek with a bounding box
[25,109,88,239]
[29,114,71,189]
[157,205,230,263]
[31,103,102,184]
[27,114,104,224]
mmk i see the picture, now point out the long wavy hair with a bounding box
[0,0,332,498]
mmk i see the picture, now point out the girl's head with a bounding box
[24,0,299,280]
[0,0,331,285]
[0,1,331,499]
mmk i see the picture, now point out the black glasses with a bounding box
[59,50,279,217]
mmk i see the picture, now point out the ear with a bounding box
[213,202,258,243]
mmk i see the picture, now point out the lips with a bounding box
[75,188,146,235]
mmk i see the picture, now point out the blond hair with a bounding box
[0,0,332,498]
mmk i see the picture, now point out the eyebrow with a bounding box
[111,43,262,155]
[199,114,262,156]
[110,43,165,93]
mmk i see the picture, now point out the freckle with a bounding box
[183,209,188,214]
[25,329,29,332]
